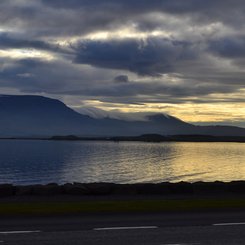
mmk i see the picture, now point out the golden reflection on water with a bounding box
[2,140,245,184]
[62,142,245,183]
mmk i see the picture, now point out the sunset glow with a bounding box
[0,0,244,127]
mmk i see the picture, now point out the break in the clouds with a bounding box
[0,0,244,126]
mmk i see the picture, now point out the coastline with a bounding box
[0,134,245,143]
[1,181,245,197]
[0,181,245,216]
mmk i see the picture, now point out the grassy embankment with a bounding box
[1,197,245,216]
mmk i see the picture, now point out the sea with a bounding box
[0,140,244,185]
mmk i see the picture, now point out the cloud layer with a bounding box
[0,0,244,125]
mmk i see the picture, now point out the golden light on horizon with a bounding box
[76,98,245,125]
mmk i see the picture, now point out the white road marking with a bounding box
[94,226,158,231]
[213,222,245,226]
[0,230,41,234]
[161,243,200,245]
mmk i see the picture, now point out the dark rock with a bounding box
[30,184,63,195]
[62,183,90,195]
[0,184,14,197]
[84,183,115,195]
[193,182,226,194]
[31,185,46,195]
[112,184,139,195]
[227,181,245,193]
[15,185,33,196]
[169,182,194,194]
[5,181,245,197]
[136,183,172,195]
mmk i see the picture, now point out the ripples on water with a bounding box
[0,140,244,184]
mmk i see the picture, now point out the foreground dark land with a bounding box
[1,182,245,244]
[1,181,245,215]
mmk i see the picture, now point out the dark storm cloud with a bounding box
[74,38,196,76]
[40,0,242,16]
[42,74,240,104]
[0,0,245,124]
[0,0,244,39]
[0,58,87,93]
[0,57,241,105]
[0,1,132,38]
[114,75,129,83]
[76,82,238,98]
[0,32,61,52]
[209,36,245,58]
[41,0,245,27]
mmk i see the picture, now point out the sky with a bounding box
[0,0,245,127]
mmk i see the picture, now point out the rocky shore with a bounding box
[1,181,245,197]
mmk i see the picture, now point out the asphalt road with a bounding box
[1,211,245,244]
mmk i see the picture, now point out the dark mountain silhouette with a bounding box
[0,95,245,137]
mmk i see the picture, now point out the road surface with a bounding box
[1,211,245,244]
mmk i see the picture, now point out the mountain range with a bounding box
[0,95,244,137]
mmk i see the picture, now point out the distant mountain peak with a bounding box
[146,113,170,120]
[146,113,186,123]
[0,94,244,137]
[0,94,61,104]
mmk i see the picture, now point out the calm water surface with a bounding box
[0,140,244,184]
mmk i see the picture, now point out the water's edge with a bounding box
[0,181,245,197]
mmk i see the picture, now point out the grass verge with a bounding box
[1,198,245,216]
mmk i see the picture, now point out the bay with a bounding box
[0,140,244,185]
